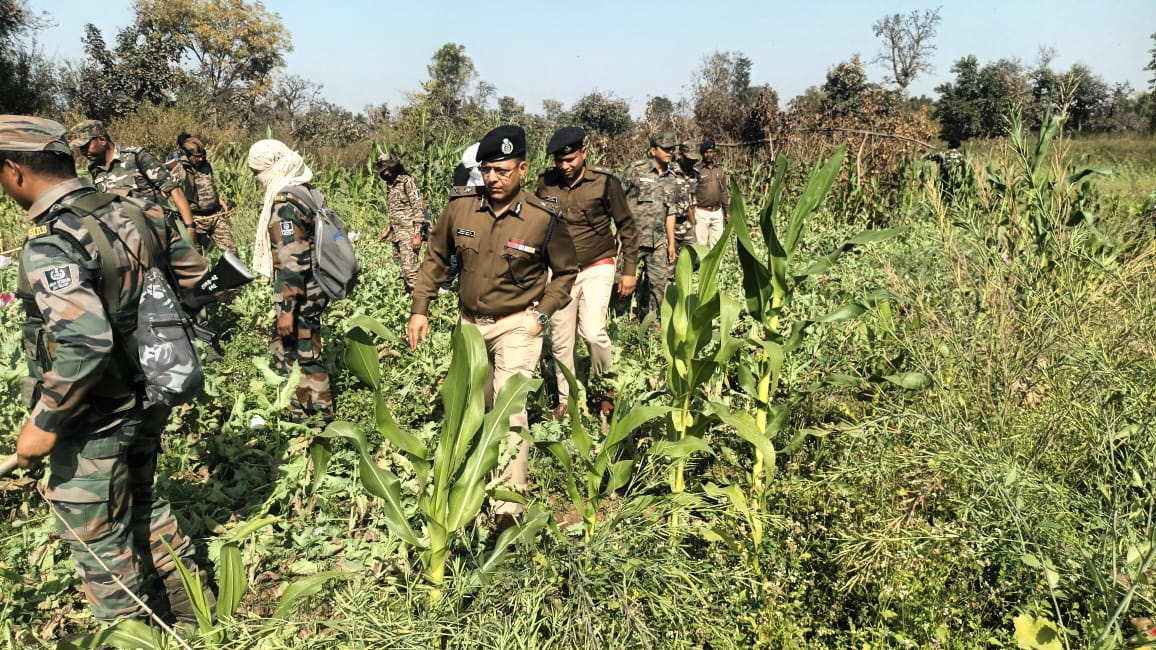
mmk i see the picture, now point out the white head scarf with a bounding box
[461,142,483,187]
[247,139,313,278]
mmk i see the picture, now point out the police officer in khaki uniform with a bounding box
[408,125,578,522]
[536,127,638,417]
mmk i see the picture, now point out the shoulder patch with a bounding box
[27,225,49,239]
[44,265,74,292]
[280,220,295,237]
[630,159,647,168]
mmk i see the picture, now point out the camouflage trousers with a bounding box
[634,245,673,323]
[44,405,214,623]
[389,226,421,292]
[193,211,237,255]
[271,298,333,422]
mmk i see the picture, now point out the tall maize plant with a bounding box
[320,317,547,597]
[729,144,911,500]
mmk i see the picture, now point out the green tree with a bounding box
[871,7,942,92]
[691,51,759,140]
[570,91,632,138]
[64,21,183,120]
[934,55,1029,141]
[136,0,291,123]
[822,55,871,118]
[0,0,57,113]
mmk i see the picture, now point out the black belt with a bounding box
[461,309,524,325]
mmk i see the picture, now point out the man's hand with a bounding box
[667,243,677,264]
[16,420,56,468]
[276,311,295,337]
[411,232,422,251]
[407,314,429,351]
[378,229,390,243]
[617,274,637,297]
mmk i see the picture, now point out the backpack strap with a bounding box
[278,184,320,216]
[64,192,170,313]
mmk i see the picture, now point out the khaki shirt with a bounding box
[536,166,639,276]
[695,162,729,210]
[411,187,578,318]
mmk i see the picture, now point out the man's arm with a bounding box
[18,237,114,462]
[169,186,196,234]
[269,200,312,337]
[539,216,578,316]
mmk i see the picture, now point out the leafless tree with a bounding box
[871,7,942,92]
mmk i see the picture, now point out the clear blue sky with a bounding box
[29,0,1155,116]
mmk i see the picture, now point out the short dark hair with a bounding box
[0,150,77,178]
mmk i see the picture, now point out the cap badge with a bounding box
[500,138,513,155]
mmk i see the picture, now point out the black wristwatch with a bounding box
[534,311,549,327]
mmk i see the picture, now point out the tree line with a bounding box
[2,1,1154,156]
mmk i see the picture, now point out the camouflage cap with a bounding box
[373,153,399,173]
[679,142,702,161]
[649,132,678,149]
[67,119,108,148]
[0,115,72,155]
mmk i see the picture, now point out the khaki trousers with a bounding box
[465,312,543,515]
[551,260,615,404]
[693,207,725,248]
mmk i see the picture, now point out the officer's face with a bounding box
[480,159,527,202]
[554,148,586,184]
[703,148,717,164]
[651,145,673,166]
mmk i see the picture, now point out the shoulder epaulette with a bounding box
[589,165,616,176]
[539,167,557,176]
[525,196,560,217]
[449,185,483,199]
[630,159,647,168]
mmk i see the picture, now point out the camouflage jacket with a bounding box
[671,164,699,219]
[172,158,223,214]
[386,173,427,241]
[620,159,680,249]
[269,185,327,317]
[88,145,179,205]
[16,178,211,437]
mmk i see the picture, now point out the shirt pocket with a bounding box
[501,245,544,289]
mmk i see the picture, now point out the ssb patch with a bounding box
[44,266,73,292]
[27,225,48,239]
[280,221,294,237]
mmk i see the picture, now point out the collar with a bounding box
[648,161,673,177]
[27,177,95,222]
[479,187,526,219]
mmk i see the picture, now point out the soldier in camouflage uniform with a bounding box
[248,140,333,423]
[672,142,700,258]
[68,120,197,239]
[925,139,965,204]
[374,154,429,293]
[1,115,217,624]
[166,133,237,254]
[620,132,682,324]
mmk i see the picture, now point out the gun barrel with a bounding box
[0,455,17,479]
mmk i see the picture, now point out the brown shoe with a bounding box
[493,513,520,536]
[599,391,616,418]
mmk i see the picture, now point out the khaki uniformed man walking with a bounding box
[694,139,729,247]
[408,125,578,525]
[68,120,197,239]
[1,115,217,624]
[620,132,681,326]
[374,153,429,293]
[536,127,638,417]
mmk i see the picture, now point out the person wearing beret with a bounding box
[694,139,730,248]
[536,127,639,419]
[408,125,579,526]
